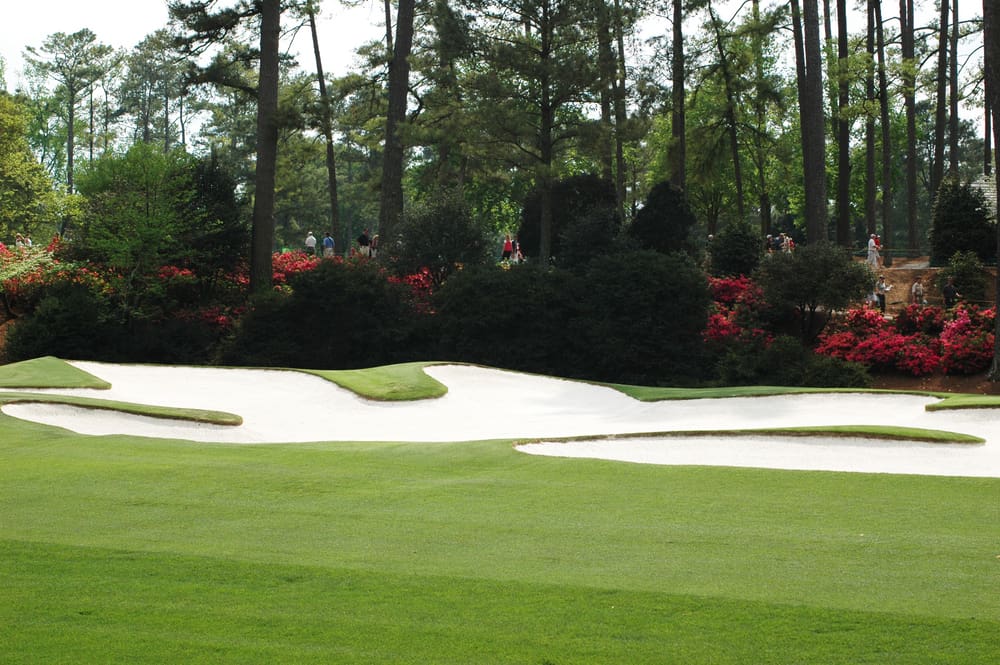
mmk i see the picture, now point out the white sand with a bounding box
[4,361,1000,477]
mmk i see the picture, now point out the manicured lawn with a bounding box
[1,360,998,662]
[2,418,998,663]
[0,356,112,389]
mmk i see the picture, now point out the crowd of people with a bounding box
[296,224,974,316]
[500,234,525,263]
[764,233,795,253]
[303,229,379,258]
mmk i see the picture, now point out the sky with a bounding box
[0,0,384,90]
[0,0,985,135]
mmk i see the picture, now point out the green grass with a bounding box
[0,357,241,425]
[928,394,1000,411]
[546,425,984,445]
[2,417,999,662]
[0,392,242,425]
[608,382,955,402]
[2,360,999,662]
[301,362,449,401]
[0,356,111,389]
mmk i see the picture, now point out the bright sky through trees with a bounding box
[0,0,383,90]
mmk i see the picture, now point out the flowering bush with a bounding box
[1,245,113,313]
[842,307,887,335]
[896,336,942,376]
[708,275,755,306]
[703,276,773,350]
[175,304,246,332]
[939,304,995,374]
[154,265,200,306]
[157,265,195,280]
[814,331,860,361]
[271,251,321,285]
[894,304,945,336]
[816,302,995,377]
[388,267,436,313]
[704,312,742,344]
[851,332,911,370]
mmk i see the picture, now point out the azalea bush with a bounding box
[894,303,946,336]
[271,250,322,286]
[388,267,435,313]
[704,275,866,387]
[939,305,996,374]
[816,303,995,376]
[0,244,112,314]
[703,276,772,352]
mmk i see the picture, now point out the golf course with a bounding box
[2,357,998,663]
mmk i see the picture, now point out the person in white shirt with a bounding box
[866,234,880,268]
[304,231,317,255]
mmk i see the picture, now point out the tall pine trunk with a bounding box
[874,0,893,264]
[948,0,959,174]
[612,0,628,218]
[836,0,850,245]
[670,0,686,190]
[378,0,415,243]
[596,9,616,184]
[793,0,828,242]
[932,0,949,196]
[538,1,555,262]
[249,0,280,293]
[309,7,341,252]
[708,4,745,221]
[985,0,1000,379]
[752,0,771,235]
[901,0,918,252]
[864,1,877,238]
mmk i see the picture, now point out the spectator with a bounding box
[357,229,371,257]
[875,275,890,313]
[910,277,925,305]
[942,277,961,308]
[866,234,880,268]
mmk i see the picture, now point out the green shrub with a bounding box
[518,174,620,260]
[754,242,871,342]
[934,251,989,306]
[557,205,626,271]
[929,179,995,266]
[431,263,580,377]
[626,181,698,257]
[716,335,871,388]
[800,352,872,388]
[3,281,124,362]
[708,220,764,277]
[383,188,492,285]
[219,260,421,369]
[431,251,712,385]
[574,251,711,384]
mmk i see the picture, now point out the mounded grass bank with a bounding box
[539,425,985,445]
[0,392,242,425]
[928,394,1000,411]
[609,383,956,402]
[2,412,998,663]
[0,356,111,389]
[301,362,449,401]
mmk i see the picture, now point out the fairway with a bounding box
[2,359,999,663]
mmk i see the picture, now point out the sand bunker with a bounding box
[4,361,1000,477]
